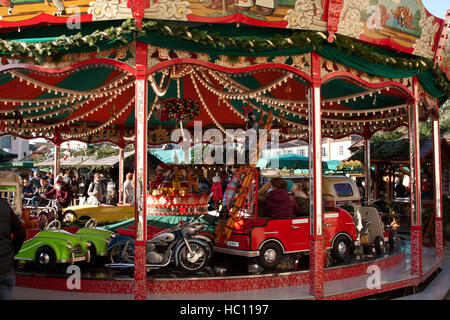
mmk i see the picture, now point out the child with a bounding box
[211,175,223,211]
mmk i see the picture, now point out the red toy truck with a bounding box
[214,190,359,270]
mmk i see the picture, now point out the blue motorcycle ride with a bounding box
[105,215,212,272]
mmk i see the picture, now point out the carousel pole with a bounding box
[408,76,422,279]
[432,110,443,259]
[133,40,149,300]
[118,141,125,203]
[363,125,372,205]
[309,52,324,299]
[53,130,61,182]
[53,144,60,181]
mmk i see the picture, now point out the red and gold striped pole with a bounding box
[134,41,149,300]
[408,76,422,279]
[309,52,324,299]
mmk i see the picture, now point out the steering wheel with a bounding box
[84,218,98,228]
[45,219,61,230]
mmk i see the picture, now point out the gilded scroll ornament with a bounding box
[284,0,326,31]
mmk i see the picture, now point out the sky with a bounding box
[421,0,448,19]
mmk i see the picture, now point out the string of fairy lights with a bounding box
[0,61,435,144]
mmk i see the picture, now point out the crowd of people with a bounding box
[19,169,118,215]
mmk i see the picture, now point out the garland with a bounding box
[0,19,448,99]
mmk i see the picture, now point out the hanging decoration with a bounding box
[157,98,200,122]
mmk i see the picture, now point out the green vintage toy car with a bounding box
[74,219,116,261]
[15,220,92,271]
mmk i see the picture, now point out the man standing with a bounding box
[0,198,26,300]
[29,171,41,191]
[88,173,105,204]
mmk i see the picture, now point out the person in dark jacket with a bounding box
[82,172,94,198]
[0,198,26,300]
[265,177,300,218]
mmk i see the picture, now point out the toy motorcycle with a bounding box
[105,216,212,272]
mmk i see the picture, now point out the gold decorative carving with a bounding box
[284,0,326,31]
[413,5,440,59]
[337,0,369,39]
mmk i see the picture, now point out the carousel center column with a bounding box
[432,111,443,259]
[363,125,372,205]
[309,52,324,299]
[408,76,422,279]
[134,41,149,300]
[53,131,62,182]
[118,138,125,203]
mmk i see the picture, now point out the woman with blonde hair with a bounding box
[123,172,135,204]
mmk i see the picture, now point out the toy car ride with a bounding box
[214,169,359,270]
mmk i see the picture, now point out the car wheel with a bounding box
[374,236,385,255]
[257,242,283,270]
[331,235,352,262]
[35,246,57,272]
[79,216,91,223]
[88,244,97,265]
[62,210,77,223]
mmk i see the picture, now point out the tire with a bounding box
[177,241,207,272]
[79,216,91,223]
[257,242,283,270]
[108,243,134,264]
[374,236,385,255]
[88,244,97,265]
[331,235,352,262]
[35,246,57,271]
[62,210,77,223]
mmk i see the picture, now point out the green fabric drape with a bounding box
[0,20,445,99]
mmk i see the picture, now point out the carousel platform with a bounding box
[12,240,448,300]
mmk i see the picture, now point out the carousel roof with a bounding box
[0,1,448,146]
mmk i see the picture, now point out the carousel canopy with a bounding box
[0,1,447,146]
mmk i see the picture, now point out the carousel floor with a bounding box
[13,240,446,300]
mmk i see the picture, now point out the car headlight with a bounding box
[66,243,73,250]
[86,241,92,248]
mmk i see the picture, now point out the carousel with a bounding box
[0,0,448,300]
